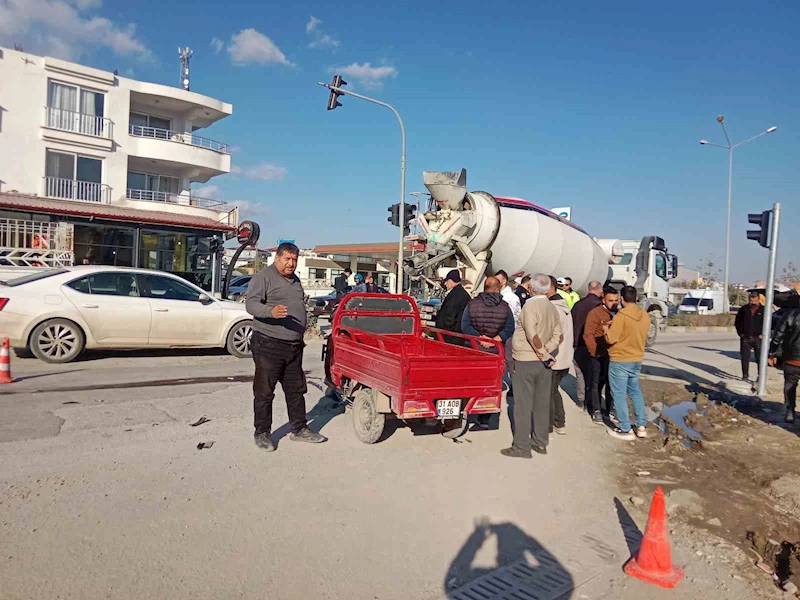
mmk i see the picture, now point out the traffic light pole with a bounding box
[318,82,406,293]
[757,202,781,397]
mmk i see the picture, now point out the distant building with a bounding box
[0,46,237,290]
[669,265,700,286]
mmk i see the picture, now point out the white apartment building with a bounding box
[0,46,238,290]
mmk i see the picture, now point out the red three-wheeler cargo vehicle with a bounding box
[322,293,505,443]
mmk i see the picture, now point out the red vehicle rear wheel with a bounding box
[352,389,385,444]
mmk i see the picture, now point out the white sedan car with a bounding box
[0,266,253,363]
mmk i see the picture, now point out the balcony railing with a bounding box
[126,188,229,210]
[128,125,230,154]
[44,106,113,139]
[44,177,111,204]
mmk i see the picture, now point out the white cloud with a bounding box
[0,0,153,62]
[228,145,241,153]
[123,67,135,77]
[331,62,397,89]
[227,28,293,67]
[231,163,287,181]
[306,15,339,51]
[192,184,221,199]
[309,34,339,50]
[305,16,322,34]
[211,36,224,54]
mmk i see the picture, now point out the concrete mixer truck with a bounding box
[405,169,678,345]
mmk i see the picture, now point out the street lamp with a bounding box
[318,78,407,294]
[699,116,777,313]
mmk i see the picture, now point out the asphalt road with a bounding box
[0,330,772,600]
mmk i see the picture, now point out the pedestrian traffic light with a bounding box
[327,75,347,111]
[747,211,771,248]
[403,204,416,236]
[388,203,400,227]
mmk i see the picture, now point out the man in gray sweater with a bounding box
[246,243,326,451]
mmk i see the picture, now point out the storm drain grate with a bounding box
[440,523,634,600]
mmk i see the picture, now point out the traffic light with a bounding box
[327,75,347,111]
[403,204,416,236]
[747,211,771,248]
[388,203,400,227]
[209,236,222,254]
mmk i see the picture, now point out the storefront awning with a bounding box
[0,192,235,232]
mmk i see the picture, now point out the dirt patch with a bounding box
[616,379,800,595]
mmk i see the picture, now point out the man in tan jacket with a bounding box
[583,288,618,424]
[502,273,562,459]
[604,286,651,441]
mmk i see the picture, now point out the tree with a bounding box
[728,285,747,307]
[697,255,721,286]
[783,262,800,284]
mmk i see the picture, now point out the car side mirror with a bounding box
[198,294,214,305]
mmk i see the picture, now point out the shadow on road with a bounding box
[647,348,740,382]
[76,347,230,362]
[614,497,643,559]
[443,518,574,598]
[688,346,741,361]
[272,393,346,446]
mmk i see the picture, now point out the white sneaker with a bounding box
[607,428,636,441]
[635,426,648,439]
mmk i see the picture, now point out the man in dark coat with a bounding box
[333,268,352,298]
[435,269,471,341]
[735,291,765,383]
[570,280,603,409]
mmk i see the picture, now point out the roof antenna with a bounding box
[178,47,192,91]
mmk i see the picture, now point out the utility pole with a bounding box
[757,202,781,397]
[318,77,406,294]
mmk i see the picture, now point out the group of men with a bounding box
[436,270,653,458]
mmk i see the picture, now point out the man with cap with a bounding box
[435,269,471,343]
[556,278,579,309]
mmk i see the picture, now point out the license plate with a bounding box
[437,399,461,419]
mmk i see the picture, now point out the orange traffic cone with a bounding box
[624,486,684,588]
[0,337,14,384]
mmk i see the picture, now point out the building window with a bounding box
[74,223,134,267]
[139,230,212,289]
[129,112,172,138]
[309,268,327,280]
[127,171,180,203]
[44,150,104,203]
[46,80,106,137]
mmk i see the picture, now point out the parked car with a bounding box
[227,275,252,300]
[0,266,254,363]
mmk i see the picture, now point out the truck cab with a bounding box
[606,236,678,345]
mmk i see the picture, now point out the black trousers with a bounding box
[252,331,308,435]
[588,355,613,415]
[785,363,800,414]
[550,369,567,429]
[740,336,761,379]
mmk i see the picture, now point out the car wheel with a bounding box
[226,320,253,358]
[30,318,85,364]
[352,388,385,444]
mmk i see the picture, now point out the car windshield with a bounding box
[681,298,713,307]
[0,268,68,287]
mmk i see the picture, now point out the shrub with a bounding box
[668,314,735,328]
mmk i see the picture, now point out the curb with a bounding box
[664,326,736,333]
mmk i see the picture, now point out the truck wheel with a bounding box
[352,389,385,444]
[442,417,468,439]
[646,313,659,348]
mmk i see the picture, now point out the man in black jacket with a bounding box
[570,280,603,409]
[769,306,800,423]
[735,291,765,383]
[333,268,352,298]
[435,270,471,342]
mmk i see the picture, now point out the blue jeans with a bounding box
[608,361,646,432]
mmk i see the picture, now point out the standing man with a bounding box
[556,278,579,309]
[246,242,327,451]
[495,269,522,390]
[461,277,515,427]
[571,281,603,409]
[435,269,471,340]
[769,305,800,424]
[548,277,573,435]
[515,275,532,307]
[735,291,764,384]
[333,268,351,299]
[502,273,562,458]
[604,286,651,440]
[584,287,618,424]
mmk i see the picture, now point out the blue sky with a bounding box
[2,0,798,283]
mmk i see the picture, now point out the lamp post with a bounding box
[318,79,406,294]
[699,116,777,313]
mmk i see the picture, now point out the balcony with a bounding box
[126,189,229,210]
[43,177,111,204]
[128,125,230,154]
[41,107,114,151]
